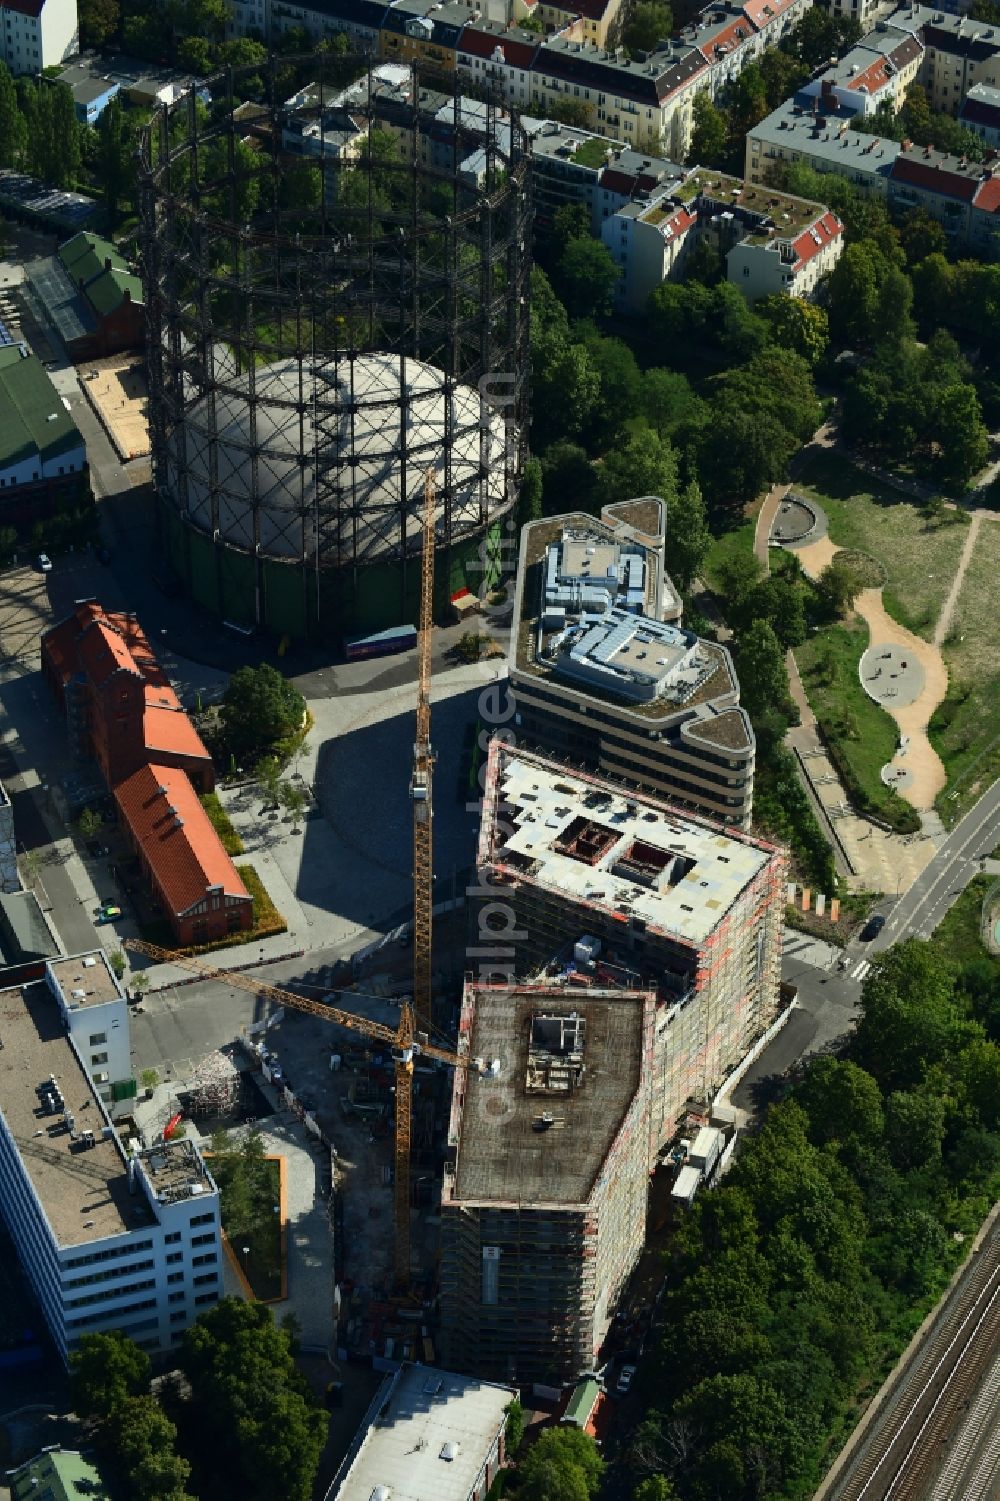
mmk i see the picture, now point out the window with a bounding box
[190,1211,215,1227]
[166,1252,183,1264]
[170,1310,187,1324]
[191,1233,215,1247]
[91,1052,108,1066]
[89,1032,107,1046]
[167,1272,184,1284]
[195,1291,219,1306]
[168,1291,185,1304]
[165,1232,181,1244]
[194,1273,217,1286]
[192,1252,217,1267]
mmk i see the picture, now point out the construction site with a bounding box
[474,741,787,1147]
[440,982,655,1385]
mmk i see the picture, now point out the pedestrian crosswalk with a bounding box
[850,959,874,983]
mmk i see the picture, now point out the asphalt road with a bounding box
[873,779,1000,952]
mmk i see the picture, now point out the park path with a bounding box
[933,511,982,648]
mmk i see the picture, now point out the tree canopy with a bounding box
[221,664,306,762]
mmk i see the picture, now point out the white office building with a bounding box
[0,0,78,76]
[46,952,132,1105]
[0,975,222,1364]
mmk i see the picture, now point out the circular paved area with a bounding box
[881,761,914,791]
[771,494,827,547]
[860,642,925,709]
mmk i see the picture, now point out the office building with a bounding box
[441,981,654,1383]
[328,1362,515,1501]
[510,500,756,826]
[0,974,221,1364]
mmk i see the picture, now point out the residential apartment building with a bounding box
[113,764,253,947]
[0,346,86,528]
[510,499,757,826]
[328,1363,515,1501]
[441,980,654,1383]
[380,0,469,69]
[528,121,685,231]
[745,95,902,191]
[960,80,1000,145]
[888,141,1000,255]
[0,975,221,1364]
[456,20,542,111]
[474,743,786,1155]
[535,0,623,47]
[889,4,1000,113]
[603,167,843,308]
[0,0,77,76]
[798,28,924,117]
[269,0,385,48]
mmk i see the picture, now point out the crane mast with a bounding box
[410,470,436,1035]
[123,939,466,1291]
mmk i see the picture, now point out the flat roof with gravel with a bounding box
[0,982,133,1246]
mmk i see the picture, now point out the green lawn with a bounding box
[200,792,244,855]
[931,523,1000,826]
[796,622,920,833]
[930,876,1000,975]
[702,519,756,593]
[793,452,967,640]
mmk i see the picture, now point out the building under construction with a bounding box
[440,982,654,1386]
[475,743,786,1148]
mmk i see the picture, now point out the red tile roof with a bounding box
[76,619,142,688]
[143,697,215,762]
[114,764,249,917]
[741,0,796,26]
[699,16,753,60]
[892,153,980,202]
[791,211,843,267]
[974,173,1000,212]
[458,25,538,67]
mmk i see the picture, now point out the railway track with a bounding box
[831,1219,1000,1501]
[930,1349,1000,1501]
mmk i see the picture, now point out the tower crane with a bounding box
[411,469,436,1032]
[123,939,467,1288]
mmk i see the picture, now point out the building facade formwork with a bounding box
[138,54,531,640]
[474,743,786,1145]
[440,982,654,1386]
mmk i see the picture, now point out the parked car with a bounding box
[616,1364,636,1395]
[36,553,52,573]
[95,904,122,925]
[861,913,886,942]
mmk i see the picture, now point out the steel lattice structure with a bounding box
[138,53,532,640]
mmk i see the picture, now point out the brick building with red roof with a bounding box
[42,601,215,792]
[41,602,253,945]
[113,765,252,946]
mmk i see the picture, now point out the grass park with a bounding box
[792,452,968,640]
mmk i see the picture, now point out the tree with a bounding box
[45,83,81,187]
[736,619,793,725]
[99,98,134,227]
[759,47,808,108]
[108,949,126,981]
[79,0,119,45]
[532,338,600,446]
[852,940,968,1091]
[757,294,829,367]
[623,0,672,53]
[505,1397,525,1453]
[900,209,948,267]
[797,1057,884,1150]
[177,34,215,73]
[828,241,890,347]
[114,1395,193,1501]
[0,62,26,168]
[641,368,707,439]
[78,806,102,840]
[635,1478,679,1501]
[885,1089,947,1171]
[934,384,989,485]
[70,1330,151,1423]
[279,781,307,831]
[728,65,769,138]
[547,97,592,129]
[555,235,620,319]
[598,428,678,510]
[181,1299,327,1501]
[575,331,642,446]
[221,665,306,761]
[517,456,543,530]
[667,478,710,594]
[540,441,598,515]
[518,1429,604,1501]
[816,558,862,619]
[688,92,727,166]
